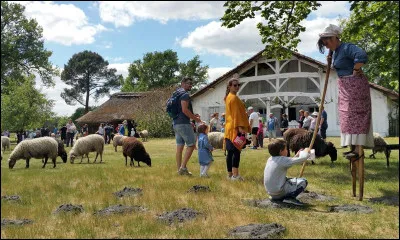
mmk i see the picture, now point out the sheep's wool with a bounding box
[8,137,58,161]
[208,132,224,149]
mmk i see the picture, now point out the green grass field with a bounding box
[1,137,399,239]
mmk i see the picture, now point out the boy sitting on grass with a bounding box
[264,139,311,206]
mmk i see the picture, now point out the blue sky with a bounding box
[12,1,351,116]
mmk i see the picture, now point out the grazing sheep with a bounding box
[208,132,224,149]
[69,134,105,164]
[122,137,151,167]
[113,134,128,152]
[139,130,149,142]
[41,138,67,164]
[2,136,10,152]
[365,133,391,159]
[8,137,60,169]
[283,128,337,164]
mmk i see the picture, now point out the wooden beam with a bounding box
[239,92,320,100]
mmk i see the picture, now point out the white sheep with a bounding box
[1,136,10,152]
[208,132,224,149]
[69,134,105,164]
[139,130,149,142]
[8,137,59,169]
[113,134,127,152]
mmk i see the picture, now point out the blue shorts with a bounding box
[173,124,196,147]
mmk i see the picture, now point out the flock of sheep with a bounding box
[0,129,392,169]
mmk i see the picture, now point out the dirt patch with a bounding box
[297,191,335,203]
[53,204,84,214]
[229,223,286,239]
[242,198,306,209]
[94,204,147,216]
[328,204,374,213]
[187,185,211,193]
[1,195,21,202]
[1,218,33,227]
[369,196,399,206]
[113,187,143,198]
[157,208,202,225]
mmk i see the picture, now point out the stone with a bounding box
[113,187,143,198]
[369,196,399,206]
[229,223,286,239]
[1,218,33,227]
[297,191,335,203]
[94,204,147,216]
[1,195,21,202]
[157,208,201,225]
[187,185,211,193]
[53,204,84,214]
[242,198,305,209]
[328,204,374,214]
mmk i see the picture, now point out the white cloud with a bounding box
[98,1,225,27]
[108,63,130,78]
[312,1,351,18]
[12,1,107,46]
[207,67,232,83]
[178,17,264,64]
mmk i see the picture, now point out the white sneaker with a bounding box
[230,175,244,181]
[200,173,210,178]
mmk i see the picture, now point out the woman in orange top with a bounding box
[224,76,251,181]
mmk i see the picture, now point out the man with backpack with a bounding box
[167,77,202,176]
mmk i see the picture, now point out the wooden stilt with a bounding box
[351,160,357,197]
[358,146,364,201]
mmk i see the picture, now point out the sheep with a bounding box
[283,128,337,164]
[69,134,105,164]
[41,138,68,164]
[365,133,391,159]
[122,137,151,167]
[139,130,149,142]
[2,136,10,152]
[113,134,128,152]
[8,137,61,169]
[208,132,224,149]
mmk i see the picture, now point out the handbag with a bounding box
[233,132,246,150]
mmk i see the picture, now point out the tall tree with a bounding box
[221,1,321,60]
[122,50,209,92]
[1,1,58,94]
[340,1,399,91]
[61,50,122,114]
[1,74,55,131]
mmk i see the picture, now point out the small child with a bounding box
[197,124,214,177]
[264,139,311,206]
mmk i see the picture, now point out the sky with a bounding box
[10,1,351,116]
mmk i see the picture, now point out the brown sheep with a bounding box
[122,137,151,167]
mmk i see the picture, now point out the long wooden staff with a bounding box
[299,50,333,178]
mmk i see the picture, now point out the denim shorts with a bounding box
[173,124,196,147]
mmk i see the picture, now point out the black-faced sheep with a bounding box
[42,138,68,164]
[139,130,149,142]
[1,136,10,152]
[69,134,105,164]
[122,137,151,167]
[283,128,337,164]
[113,134,127,152]
[8,137,60,169]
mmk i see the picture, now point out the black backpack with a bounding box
[166,90,184,119]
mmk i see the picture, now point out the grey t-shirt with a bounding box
[263,156,308,196]
[173,88,192,125]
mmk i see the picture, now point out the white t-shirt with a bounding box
[249,112,259,128]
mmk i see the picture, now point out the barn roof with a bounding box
[75,89,174,124]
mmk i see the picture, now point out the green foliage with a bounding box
[121,50,209,92]
[61,50,122,114]
[1,1,58,94]
[1,75,55,131]
[340,1,399,91]
[221,1,321,60]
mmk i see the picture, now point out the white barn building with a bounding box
[191,50,399,137]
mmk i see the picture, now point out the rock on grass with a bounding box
[113,187,143,198]
[53,204,84,214]
[229,223,286,239]
[187,185,211,193]
[328,204,374,213]
[1,218,33,227]
[369,196,399,206]
[94,204,147,216]
[157,208,201,225]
